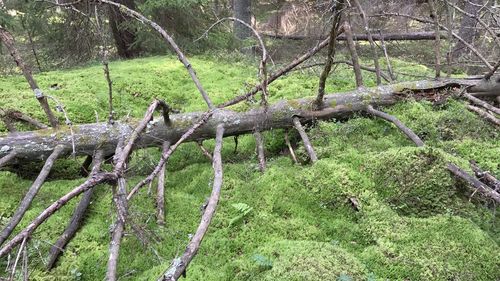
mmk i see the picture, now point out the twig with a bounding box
[352,0,382,84]
[196,141,213,161]
[466,105,500,126]
[378,30,395,82]
[292,117,318,163]
[253,131,266,172]
[284,130,298,165]
[316,0,345,108]
[157,141,171,226]
[447,163,500,203]
[158,125,225,281]
[365,105,425,147]
[0,145,64,247]
[46,150,104,270]
[197,17,269,105]
[470,160,500,191]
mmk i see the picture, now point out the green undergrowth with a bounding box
[0,55,498,280]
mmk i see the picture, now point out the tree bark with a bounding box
[107,0,141,58]
[0,78,497,163]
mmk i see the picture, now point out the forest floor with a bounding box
[0,55,498,280]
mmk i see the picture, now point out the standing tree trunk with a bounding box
[108,0,141,58]
[233,0,252,40]
[452,0,482,58]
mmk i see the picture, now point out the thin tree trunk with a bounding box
[352,0,382,85]
[343,21,363,87]
[0,27,58,128]
[453,0,483,58]
[428,0,442,78]
[233,0,252,40]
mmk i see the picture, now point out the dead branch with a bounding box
[470,161,500,191]
[484,59,500,81]
[96,0,214,109]
[428,0,442,78]
[158,124,224,281]
[343,21,363,88]
[253,131,266,172]
[462,92,500,115]
[466,105,500,126]
[197,17,269,105]
[106,177,128,281]
[378,30,395,82]
[0,151,17,168]
[374,12,493,70]
[127,111,215,200]
[447,163,500,203]
[352,0,382,85]
[0,109,48,130]
[292,117,318,163]
[365,105,425,147]
[0,27,58,128]
[0,145,64,247]
[157,141,171,226]
[284,130,298,165]
[262,31,447,41]
[46,150,104,270]
[196,141,213,161]
[316,0,345,107]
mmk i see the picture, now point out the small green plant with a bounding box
[229,203,253,226]
[252,254,273,271]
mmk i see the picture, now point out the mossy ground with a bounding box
[0,55,498,280]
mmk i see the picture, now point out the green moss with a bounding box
[0,55,498,280]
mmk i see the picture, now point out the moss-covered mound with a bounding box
[0,55,498,280]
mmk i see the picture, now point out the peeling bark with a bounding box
[0,78,496,163]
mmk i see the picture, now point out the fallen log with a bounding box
[0,78,497,163]
[262,31,448,41]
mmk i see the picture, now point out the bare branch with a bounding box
[197,141,213,161]
[462,92,500,115]
[0,27,58,128]
[254,131,266,172]
[365,105,425,147]
[0,145,64,247]
[467,105,500,126]
[292,117,318,163]
[0,151,17,168]
[159,124,224,281]
[157,141,171,226]
[343,21,363,88]
[96,0,214,109]
[284,130,298,165]
[447,163,500,203]
[316,0,345,107]
[46,150,104,270]
[352,0,382,84]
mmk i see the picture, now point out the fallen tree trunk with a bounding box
[263,31,448,41]
[0,78,497,163]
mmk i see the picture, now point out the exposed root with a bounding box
[0,145,64,247]
[157,141,171,226]
[365,105,425,147]
[447,163,500,203]
[292,117,318,163]
[159,124,224,281]
[46,150,104,270]
[254,131,266,172]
